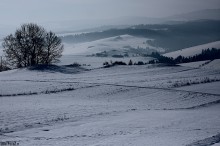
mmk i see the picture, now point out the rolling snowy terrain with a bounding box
[0,24,220,146]
[62,35,165,55]
[0,63,220,146]
[1,2,220,145]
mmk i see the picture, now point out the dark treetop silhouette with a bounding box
[2,23,63,68]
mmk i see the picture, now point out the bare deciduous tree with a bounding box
[43,31,64,64]
[2,23,64,68]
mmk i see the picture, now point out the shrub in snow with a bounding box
[66,62,81,67]
[128,60,133,65]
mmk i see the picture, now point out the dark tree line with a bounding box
[2,23,63,68]
[149,52,175,64]
[174,48,220,63]
[60,28,158,44]
[149,48,220,64]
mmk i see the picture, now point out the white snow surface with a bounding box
[0,65,220,146]
[164,41,220,58]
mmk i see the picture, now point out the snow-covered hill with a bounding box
[63,35,165,55]
[163,41,220,58]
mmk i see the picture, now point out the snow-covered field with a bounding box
[63,35,165,55]
[164,41,220,58]
[0,64,220,146]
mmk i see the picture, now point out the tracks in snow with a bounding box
[0,84,100,97]
[1,79,220,109]
[186,133,220,146]
[1,79,220,97]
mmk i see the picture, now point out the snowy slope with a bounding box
[164,41,220,58]
[178,60,210,68]
[63,35,165,55]
[202,59,220,70]
[177,59,220,70]
[0,65,220,146]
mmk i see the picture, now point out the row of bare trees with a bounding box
[2,23,63,68]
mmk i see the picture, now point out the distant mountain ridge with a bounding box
[52,9,220,34]
[1,9,220,39]
[168,9,220,21]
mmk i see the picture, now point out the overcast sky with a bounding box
[0,0,220,34]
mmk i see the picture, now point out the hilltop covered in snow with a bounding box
[63,35,164,55]
[163,41,220,58]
